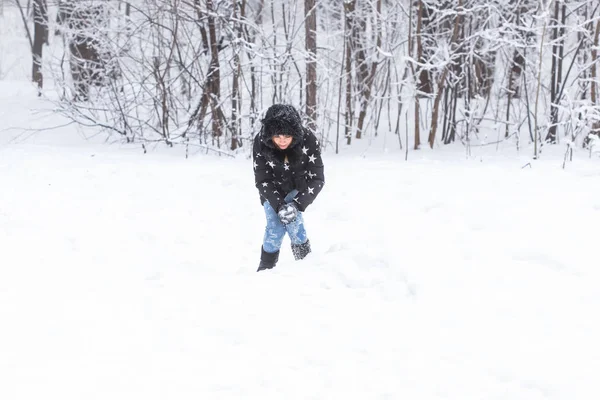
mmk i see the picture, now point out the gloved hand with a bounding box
[278,203,298,225]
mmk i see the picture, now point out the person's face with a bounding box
[273,134,293,150]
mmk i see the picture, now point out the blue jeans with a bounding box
[263,190,308,253]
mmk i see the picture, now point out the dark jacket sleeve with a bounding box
[253,135,285,211]
[293,131,325,211]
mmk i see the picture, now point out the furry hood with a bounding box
[260,104,305,149]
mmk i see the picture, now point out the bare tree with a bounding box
[412,0,423,149]
[416,0,433,95]
[230,0,243,150]
[546,1,566,143]
[305,0,317,134]
[206,0,223,141]
[343,0,355,145]
[21,0,597,157]
[355,0,382,140]
[426,0,463,148]
[592,19,600,107]
[32,0,48,93]
[13,0,47,92]
[240,0,264,129]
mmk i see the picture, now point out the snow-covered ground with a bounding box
[1,80,600,399]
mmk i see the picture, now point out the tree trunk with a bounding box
[591,20,600,106]
[546,1,562,143]
[506,5,527,100]
[206,0,223,140]
[427,0,463,149]
[32,0,48,93]
[413,0,421,149]
[355,0,382,139]
[231,0,242,150]
[416,0,433,95]
[504,6,527,139]
[589,19,600,144]
[441,86,450,143]
[305,0,317,134]
[240,0,263,129]
[344,0,355,145]
[449,85,459,143]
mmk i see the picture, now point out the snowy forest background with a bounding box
[1,0,600,158]
[3,3,600,398]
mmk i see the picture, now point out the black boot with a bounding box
[257,247,279,272]
[291,239,311,261]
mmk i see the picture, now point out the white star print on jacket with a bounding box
[253,128,325,212]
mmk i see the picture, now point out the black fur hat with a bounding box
[260,104,305,149]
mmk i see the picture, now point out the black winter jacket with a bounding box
[252,106,325,212]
